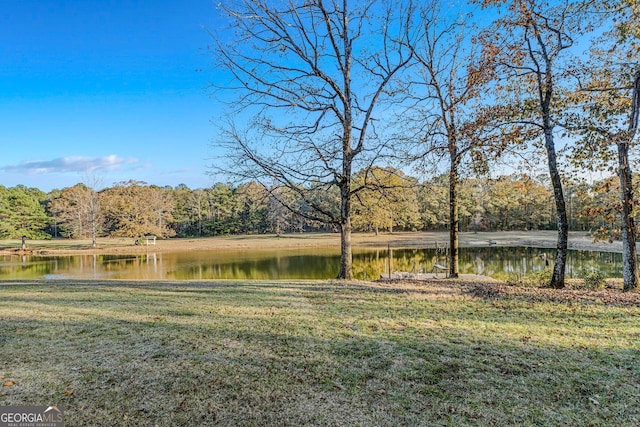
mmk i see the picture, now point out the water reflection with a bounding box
[0,247,623,281]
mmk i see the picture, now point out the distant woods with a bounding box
[0,171,631,241]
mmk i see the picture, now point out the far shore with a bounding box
[0,230,621,256]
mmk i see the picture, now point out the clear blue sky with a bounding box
[1,0,224,191]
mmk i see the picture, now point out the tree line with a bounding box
[0,171,629,241]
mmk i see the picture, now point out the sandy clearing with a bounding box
[0,230,619,256]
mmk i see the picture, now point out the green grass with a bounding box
[1,280,639,426]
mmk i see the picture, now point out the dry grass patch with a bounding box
[1,279,639,426]
[0,230,604,256]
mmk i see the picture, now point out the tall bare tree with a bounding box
[210,0,415,279]
[400,1,498,277]
[84,174,102,248]
[50,181,102,246]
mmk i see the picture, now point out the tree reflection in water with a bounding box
[0,247,623,281]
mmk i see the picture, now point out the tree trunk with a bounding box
[619,70,640,292]
[338,219,353,279]
[544,128,568,289]
[617,138,639,292]
[337,175,354,280]
[449,151,460,278]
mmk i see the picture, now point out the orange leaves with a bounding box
[2,375,15,387]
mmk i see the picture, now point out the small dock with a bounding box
[380,272,443,280]
[380,241,450,280]
[379,272,499,282]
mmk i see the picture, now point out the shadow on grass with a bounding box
[1,281,639,426]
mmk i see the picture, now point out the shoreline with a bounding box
[0,230,621,257]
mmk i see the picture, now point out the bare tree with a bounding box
[400,1,498,277]
[210,0,414,279]
[50,176,103,247]
[83,174,102,248]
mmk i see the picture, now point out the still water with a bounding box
[0,247,622,281]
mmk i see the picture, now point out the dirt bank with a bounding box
[0,230,619,257]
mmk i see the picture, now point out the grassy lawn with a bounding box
[1,279,639,426]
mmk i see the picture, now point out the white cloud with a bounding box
[2,155,139,175]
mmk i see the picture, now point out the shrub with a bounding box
[505,268,552,287]
[578,269,606,290]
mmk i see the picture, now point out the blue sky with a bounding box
[1,0,224,191]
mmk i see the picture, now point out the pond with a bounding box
[0,246,623,281]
